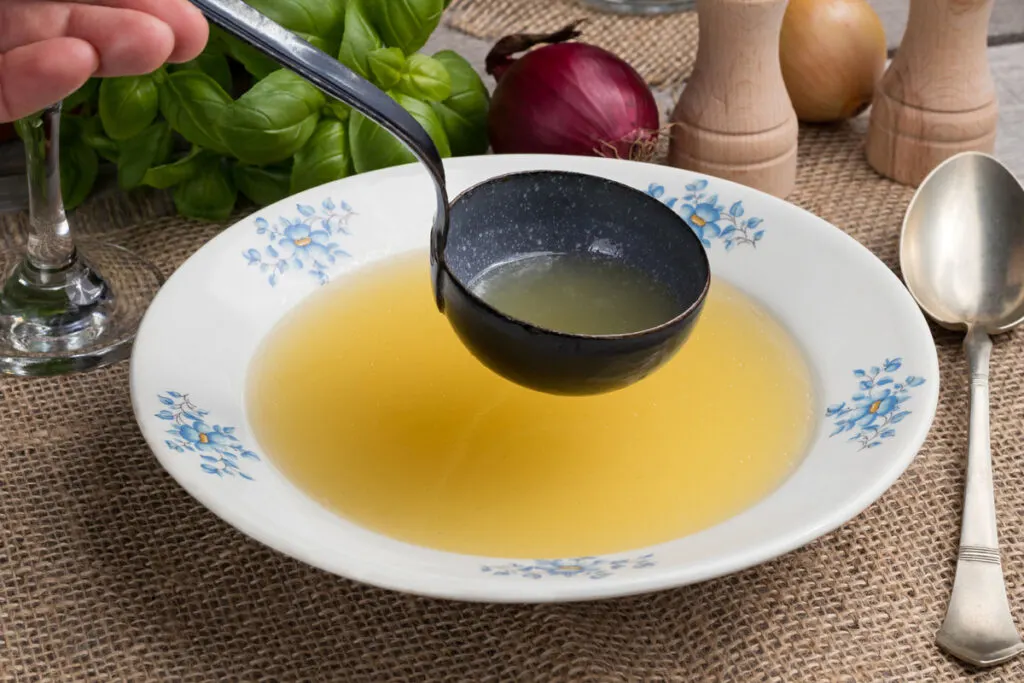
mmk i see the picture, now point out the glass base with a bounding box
[578,0,694,15]
[0,240,163,376]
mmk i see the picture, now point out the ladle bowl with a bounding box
[441,171,710,395]
[190,0,711,395]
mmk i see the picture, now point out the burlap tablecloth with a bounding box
[3,115,1024,682]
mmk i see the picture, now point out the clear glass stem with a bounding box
[1,101,109,354]
[20,102,76,272]
[8,101,105,313]
[0,101,164,376]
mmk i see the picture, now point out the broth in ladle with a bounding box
[470,252,681,335]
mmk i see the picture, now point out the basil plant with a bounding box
[56,0,489,220]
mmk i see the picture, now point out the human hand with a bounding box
[0,0,208,123]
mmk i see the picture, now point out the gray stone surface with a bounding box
[992,42,1024,178]
[871,0,1024,49]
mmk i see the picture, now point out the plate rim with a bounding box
[129,153,942,603]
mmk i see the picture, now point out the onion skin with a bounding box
[780,0,887,123]
[486,27,660,159]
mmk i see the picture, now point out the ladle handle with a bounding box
[188,0,451,310]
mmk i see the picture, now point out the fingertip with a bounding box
[57,37,102,77]
[94,14,174,77]
[0,38,98,122]
[166,3,210,63]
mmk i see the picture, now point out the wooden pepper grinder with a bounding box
[866,0,997,186]
[668,0,798,199]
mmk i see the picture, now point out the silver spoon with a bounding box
[900,151,1024,667]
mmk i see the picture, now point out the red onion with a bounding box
[485,22,660,160]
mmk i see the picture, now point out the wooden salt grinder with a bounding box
[866,0,997,187]
[668,0,798,199]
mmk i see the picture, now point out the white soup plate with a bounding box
[130,154,940,603]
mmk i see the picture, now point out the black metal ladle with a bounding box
[190,0,710,396]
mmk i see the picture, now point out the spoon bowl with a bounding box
[901,152,1024,333]
[900,151,1024,668]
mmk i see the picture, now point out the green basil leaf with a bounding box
[65,78,100,115]
[171,50,233,94]
[78,116,120,163]
[397,53,452,102]
[428,50,491,157]
[57,113,83,142]
[158,70,232,155]
[367,47,406,90]
[350,92,450,174]
[325,101,352,122]
[218,69,325,166]
[98,75,159,141]
[213,27,280,80]
[173,157,238,221]
[142,147,213,189]
[291,118,352,194]
[233,163,293,206]
[363,0,445,56]
[60,140,99,211]
[338,0,383,79]
[246,0,345,46]
[116,121,173,190]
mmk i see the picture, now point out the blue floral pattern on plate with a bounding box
[647,179,764,250]
[481,554,656,580]
[243,197,356,287]
[826,358,926,451]
[156,392,261,480]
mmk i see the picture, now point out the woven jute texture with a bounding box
[446,0,699,87]
[3,121,1024,682]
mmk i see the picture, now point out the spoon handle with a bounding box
[188,0,451,309]
[936,326,1024,667]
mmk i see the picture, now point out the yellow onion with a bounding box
[780,0,887,123]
